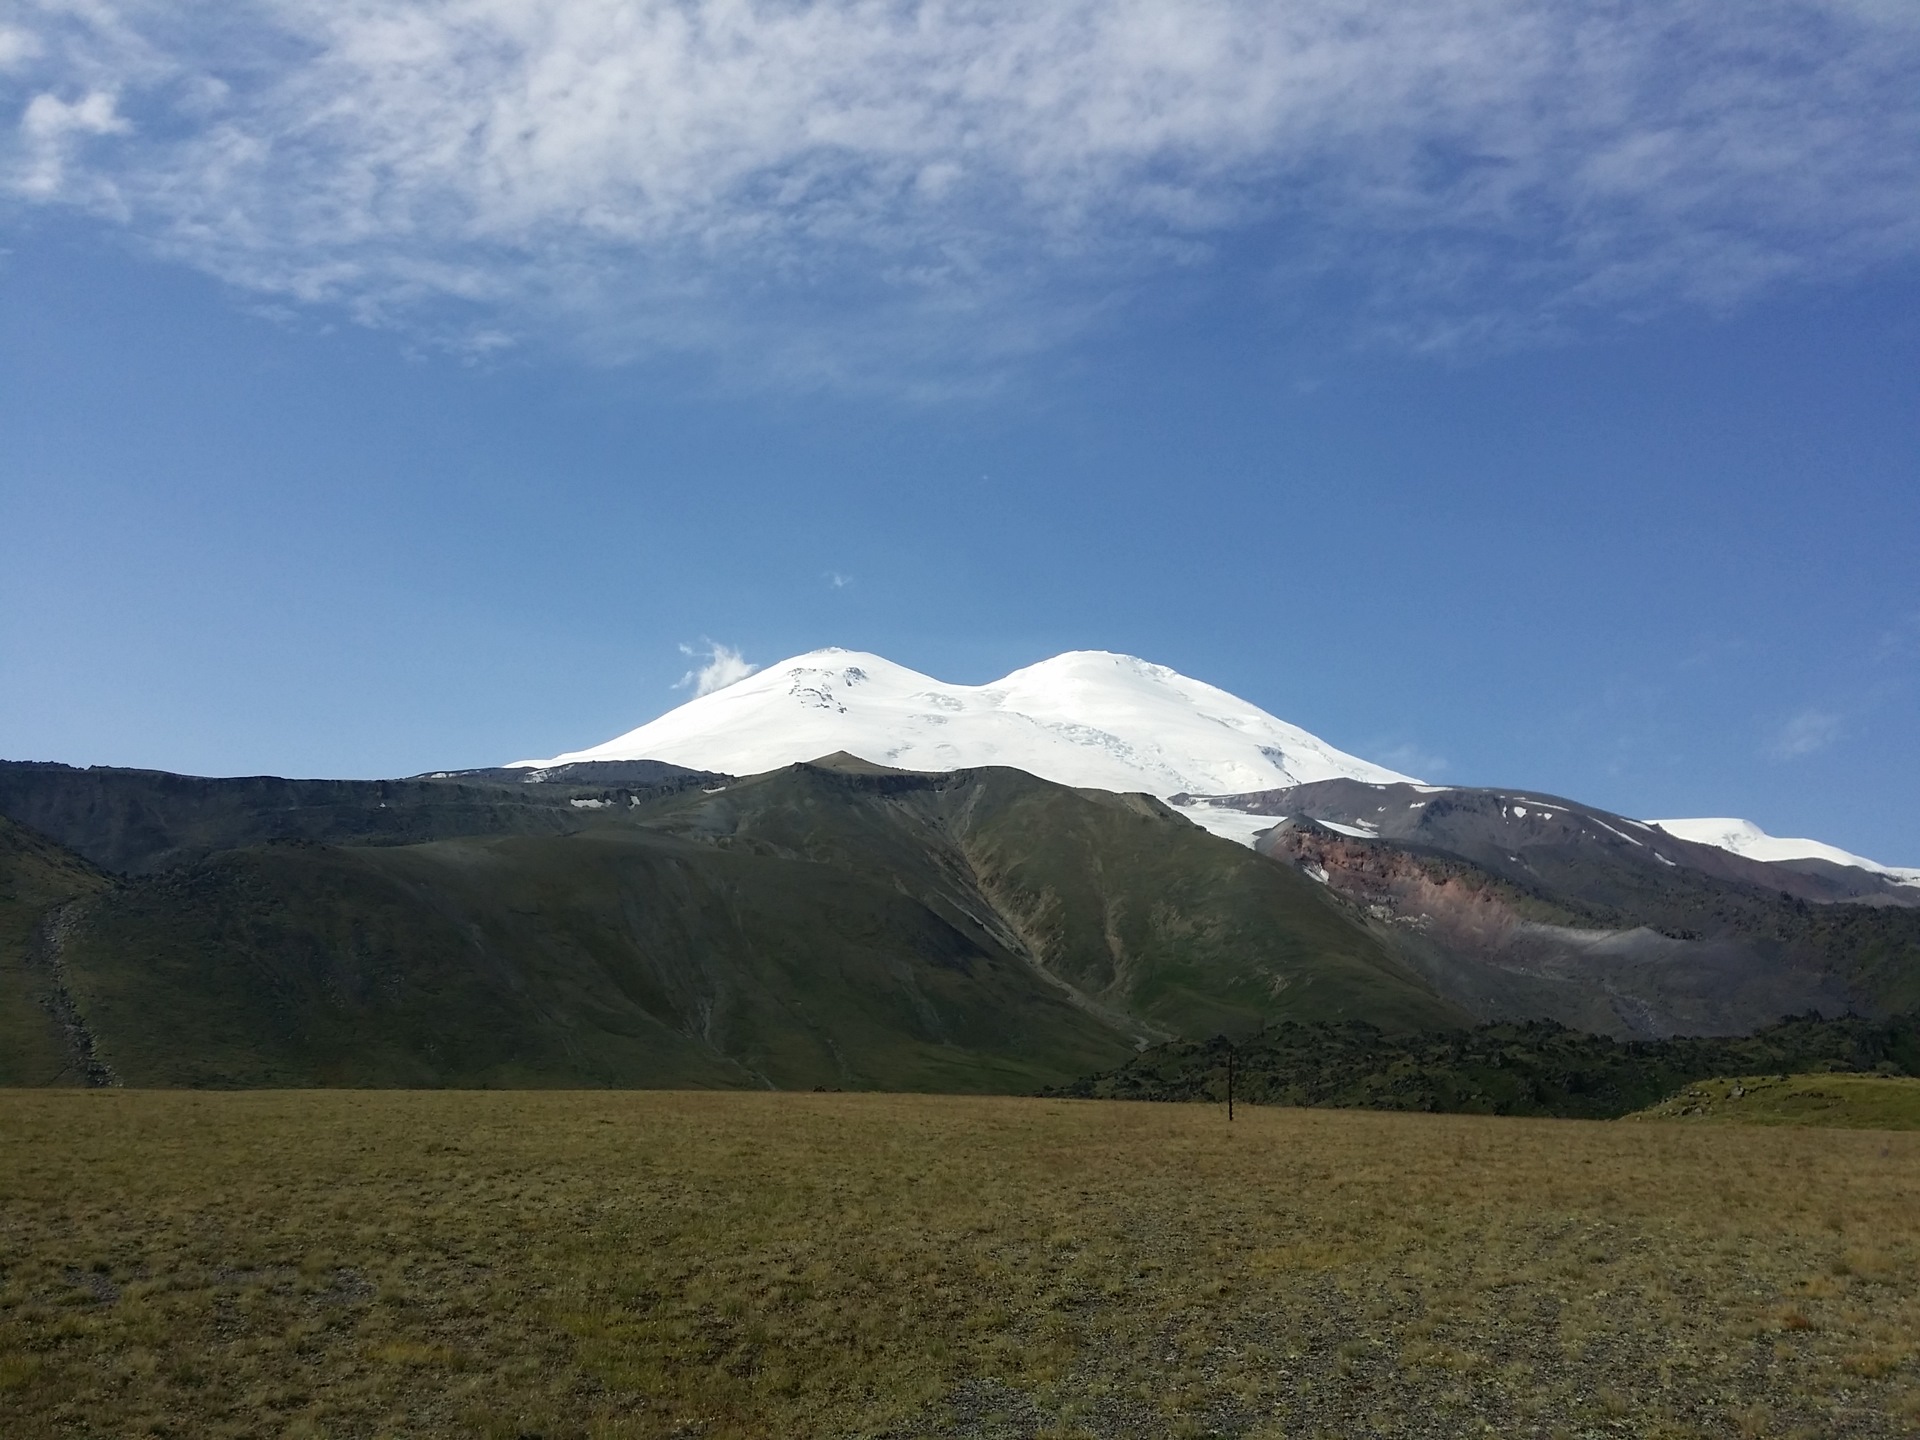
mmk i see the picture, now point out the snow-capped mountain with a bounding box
[1649,817,1920,886]
[515,648,1412,840]
[513,647,1913,877]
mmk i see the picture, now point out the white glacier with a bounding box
[514,648,1413,843]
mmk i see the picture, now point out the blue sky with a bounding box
[2,0,1918,863]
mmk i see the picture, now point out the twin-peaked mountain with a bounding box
[516,649,1411,845]
[0,648,1914,1091]
[525,649,1919,889]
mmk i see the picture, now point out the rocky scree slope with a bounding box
[1225,782,1920,1037]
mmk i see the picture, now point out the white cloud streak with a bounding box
[676,640,758,697]
[5,0,1918,383]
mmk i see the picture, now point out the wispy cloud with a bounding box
[5,0,1918,384]
[676,640,758,697]
[826,571,852,590]
[1370,741,1448,780]
[1872,612,1920,668]
[0,25,40,72]
[1766,708,1842,760]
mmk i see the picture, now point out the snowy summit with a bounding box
[515,648,1412,840]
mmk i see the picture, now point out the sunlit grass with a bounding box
[2,1090,1916,1437]
[1630,1072,1920,1129]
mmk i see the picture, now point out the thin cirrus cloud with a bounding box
[4,1,1919,385]
[1766,709,1843,762]
[1370,742,1449,780]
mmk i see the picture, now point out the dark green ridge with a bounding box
[10,750,1920,1095]
[1053,1012,1920,1119]
[0,760,1460,1090]
[0,758,723,875]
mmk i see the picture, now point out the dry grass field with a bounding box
[1,1091,1916,1439]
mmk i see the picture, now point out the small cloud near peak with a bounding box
[676,641,759,698]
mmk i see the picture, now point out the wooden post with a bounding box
[1226,1043,1235,1122]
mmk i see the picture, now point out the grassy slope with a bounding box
[26,760,1462,1091]
[1632,1073,1920,1129]
[0,818,110,1086]
[13,757,1920,1094]
[943,770,1455,1035]
[636,764,1461,1035]
[61,829,1132,1091]
[1,1091,1916,1438]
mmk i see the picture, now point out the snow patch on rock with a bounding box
[1650,817,1919,884]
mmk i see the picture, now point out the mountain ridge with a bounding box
[0,758,1462,1089]
[3,653,1914,1083]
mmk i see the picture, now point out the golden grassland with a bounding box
[1,1090,1916,1439]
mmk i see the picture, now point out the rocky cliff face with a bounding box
[1201,778,1920,908]
[1259,819,1861,1039]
